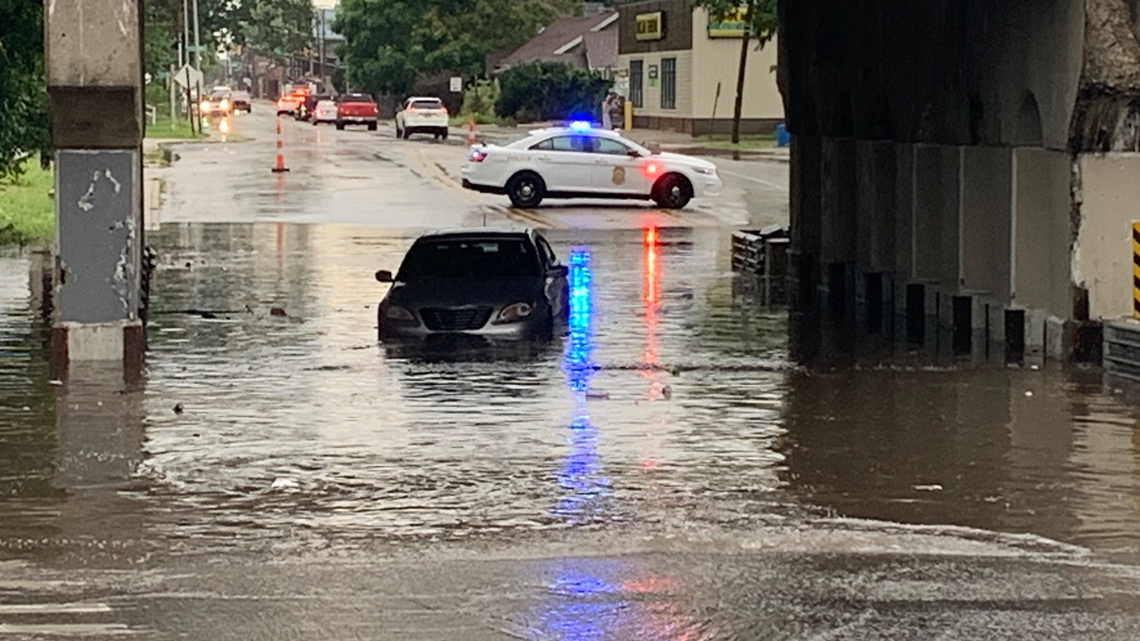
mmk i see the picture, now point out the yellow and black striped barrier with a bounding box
[1133,222,1140,318]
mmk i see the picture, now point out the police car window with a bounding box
[594,138,633,155]
[535,136,592,152]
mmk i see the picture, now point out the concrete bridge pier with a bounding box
[781,0,1140,364]
[44,0,146,381]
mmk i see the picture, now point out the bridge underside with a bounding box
[780,0,1140,362]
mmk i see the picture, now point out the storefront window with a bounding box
[661,58,676,109]
[630,60,644,108]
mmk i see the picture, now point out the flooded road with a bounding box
[4,107,1140,638]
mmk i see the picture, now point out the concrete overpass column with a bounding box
[44,0,146,381]
[1011,147,1073,358]
[789,134,823,315]
[959,145,1014,346]
[820,137,858,321]
[912,144,962,329]
[856,141,898,334]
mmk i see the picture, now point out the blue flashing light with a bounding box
[568,120,592,132]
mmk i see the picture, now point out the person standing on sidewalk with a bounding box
[601,90,618,130]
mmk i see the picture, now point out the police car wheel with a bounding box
[507,172,545,208]
[653,174,692,209]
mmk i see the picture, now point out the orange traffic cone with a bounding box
[271,120,289,173]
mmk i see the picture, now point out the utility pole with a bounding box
[44,0,146,380]
[183,0,190,68]
[192,0,201,70]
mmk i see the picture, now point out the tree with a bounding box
[335,0,580,96]
[691,0,777,144]
[0,0,49,178]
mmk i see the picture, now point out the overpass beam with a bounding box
[44,0,146,381]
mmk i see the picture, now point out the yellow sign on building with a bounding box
[708,7,749,38]
[636,12,664,40]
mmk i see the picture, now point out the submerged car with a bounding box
[375,229,569,341]
[460,122,722,209]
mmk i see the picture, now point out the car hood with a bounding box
[385,277,543,309]
[655,151,718,171]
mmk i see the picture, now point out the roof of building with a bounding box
[583,29,618,69]
[496,11,619,71]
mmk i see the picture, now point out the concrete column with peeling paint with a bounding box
[44,0,146,380]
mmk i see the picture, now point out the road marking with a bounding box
[717,168,787,191]
[0,623,131,636]
[504,207,564,229]
[0,603,113,615]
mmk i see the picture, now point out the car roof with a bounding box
[526,126,625,139]
[419,227,533,240]
[406,96,443,102]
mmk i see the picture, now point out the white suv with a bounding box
[395,97,449,140]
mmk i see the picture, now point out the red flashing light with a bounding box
[645,163,659,176]
[469,149,487,163]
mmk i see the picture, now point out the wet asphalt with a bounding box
[2,107,1140,638]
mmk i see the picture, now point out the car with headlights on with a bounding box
[460,122,722,209]
[374,229,568,342]
[199,89,233,116]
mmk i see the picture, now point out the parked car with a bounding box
[229,90,252,113]
[374,228,569,342]
[334,93,379,130]
[297,94,330,121]
[395,96,449,140]
[312,100,338,125]
[460,122,722,209]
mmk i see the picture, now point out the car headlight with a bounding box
[200,100,209,111]
[220,99,229,110]
[385,305,415,322]
[694,166,716,175]
[493,302,533,324]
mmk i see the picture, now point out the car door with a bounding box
[589,137,651,195]
[535,234,567,319]
[528,135,597,193]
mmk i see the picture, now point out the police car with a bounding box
[460,122,722,209]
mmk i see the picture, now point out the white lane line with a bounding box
[0,623,131,636]
[717,168,787,191]
[0,603,113,615]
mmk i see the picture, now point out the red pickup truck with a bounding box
[335,93,378,131]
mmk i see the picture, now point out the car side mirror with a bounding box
[375,269,393,283]
[628,150,642,158]
[549,265,569,278]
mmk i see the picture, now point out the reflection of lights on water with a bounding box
[564,249,594,394]
[219,118,230,134]
[555,248,609,524]
[643,227,659,369]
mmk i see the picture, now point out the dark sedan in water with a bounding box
[375,228,569,341]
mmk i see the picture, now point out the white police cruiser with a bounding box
[460,122,722,209]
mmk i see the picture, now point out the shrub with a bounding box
[459,79,501,118]
[495,62,609,123]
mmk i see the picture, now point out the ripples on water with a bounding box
[3,226,1140,561]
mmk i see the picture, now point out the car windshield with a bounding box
[409,99,443,110]
[397,238,539,279]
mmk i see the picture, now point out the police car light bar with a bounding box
[568,121,591,132]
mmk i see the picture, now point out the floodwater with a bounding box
[5,111,1140,638]
[3,224,1140,564]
